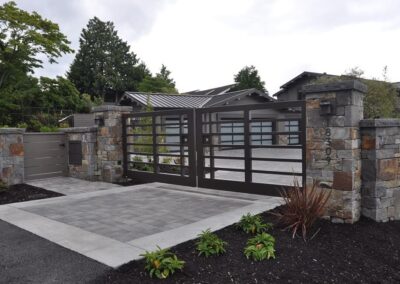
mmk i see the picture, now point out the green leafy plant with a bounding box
[39,126,59,132]
[141,246,184,279]
[162,157,173,164]
[16,122,28,129]
[236,213,272,234]
[244,232,276,261]
[273,178,331,241]
[0,179,8,193]
[196,229,227,257]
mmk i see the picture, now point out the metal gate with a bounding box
[122,101,306,196]
[24,133,68,180]
[196,101,306,196]
[122,109,197,186]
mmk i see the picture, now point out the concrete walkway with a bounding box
[0,181,282,268]
[27,177,121,195]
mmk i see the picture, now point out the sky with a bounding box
[7,0,400,95]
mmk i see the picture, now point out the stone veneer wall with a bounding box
[0,128,25,185]
[302,80,366,223]
[92,105,132,182]
[360,119,400,221]
[64,127,98,181]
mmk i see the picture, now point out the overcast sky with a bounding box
[8,0,400,94]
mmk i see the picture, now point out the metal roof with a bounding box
[204,88,275,107]
[122,92,211,108]
[184,84,236,96]
[121,89,275,109]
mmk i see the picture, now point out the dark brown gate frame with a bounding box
[122,101,306,196]
[195,101,306,196]
[122,109,197,187]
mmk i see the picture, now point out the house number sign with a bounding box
[325,127,332,164]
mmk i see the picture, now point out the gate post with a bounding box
[0,128,25,185]
[92,105,132,183]
[302,80,367,223]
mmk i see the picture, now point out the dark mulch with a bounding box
[113,179,147,187]
[0,184,63,205]
[93,208,400,284]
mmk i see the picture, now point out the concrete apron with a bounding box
[0,183,282,268]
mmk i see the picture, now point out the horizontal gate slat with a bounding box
[24,134,65,143]
[24,156,67,168]
[24,163,66,175]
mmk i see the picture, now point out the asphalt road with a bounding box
[0,220,109,284]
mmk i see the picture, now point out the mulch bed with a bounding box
[0,184,63,205]
[93,207,400,284]
[113,179,146,187]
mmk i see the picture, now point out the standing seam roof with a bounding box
[123,92,212,108]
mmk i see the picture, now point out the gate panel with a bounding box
[196,101,306,196]
[24,133,67,180]
[122,109,196,186]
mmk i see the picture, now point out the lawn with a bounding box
[93,207,400,283]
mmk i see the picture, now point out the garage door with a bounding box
[24,133,68,180]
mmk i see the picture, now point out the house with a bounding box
[119,87,301,147]
[274,71,400,103]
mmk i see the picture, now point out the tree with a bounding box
[232,65,267,93]
[138,65,178,94]
[0,1,73,88]
[313,67,397,118]
[68,17,148,102]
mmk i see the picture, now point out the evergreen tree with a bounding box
[138,64,178,94]
[232,65,267,93]
[68,17,148,102]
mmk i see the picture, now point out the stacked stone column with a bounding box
[92,105,132,182]
[0,128,25,185]
[302,80,366,223]
[64,127,98,181]
[360,119,400,221]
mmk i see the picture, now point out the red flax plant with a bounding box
[274,178,331,241]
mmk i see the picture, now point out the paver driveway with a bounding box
[0,181,282,267]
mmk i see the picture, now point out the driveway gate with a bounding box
[122,101,306,196]
[122,109,197,186]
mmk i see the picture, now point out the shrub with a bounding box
[39,126,59,132]
[0,179,8,193]
[236,213,272,234]
[141,246,185,279]
[244,232,276,261]
[16,122,28,129]
[196,229,227,257]
[274,178,331,241]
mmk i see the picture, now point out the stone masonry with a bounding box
[0,128,25,185]
[64,127,98,181]
[92,105,132,182]
[360,119,400,221]
[302,80,367,223]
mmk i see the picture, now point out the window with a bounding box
[285,120,300,145]
[251,121,273,145]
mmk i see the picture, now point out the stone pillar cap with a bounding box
[301,80,367,94]
[92,105,132,113]
[360,119,400,128]
[0,128,26,134]
[61,126,98,133]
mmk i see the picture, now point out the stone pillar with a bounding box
[64,127,98,181]
[92,105,132,182]
[302,80,367,223]
[0,128,25,185]
[360,119,400,221]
